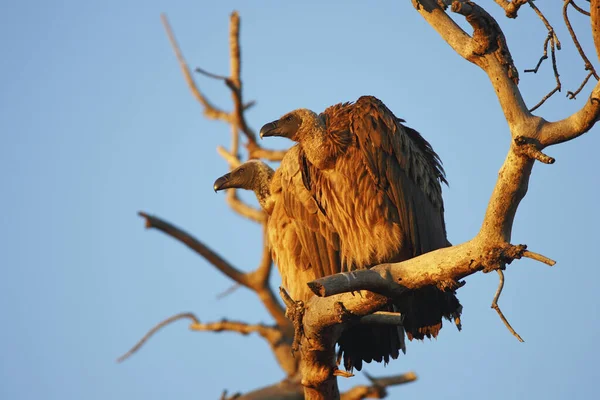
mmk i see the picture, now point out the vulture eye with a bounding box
[284,115,293,122]
[239,168,245,173]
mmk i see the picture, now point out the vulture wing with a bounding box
[350,96,449,256]
[268,146,342,303]
[346,96,461,341]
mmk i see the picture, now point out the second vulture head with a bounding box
[213,160,275,212]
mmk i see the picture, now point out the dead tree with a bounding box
[120,2,600,399]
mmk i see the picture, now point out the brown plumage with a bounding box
[260,95,462,371]
[213,159,336,303]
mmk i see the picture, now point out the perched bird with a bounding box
[260,95,462,371]
[213,159,337,304]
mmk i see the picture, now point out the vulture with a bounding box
[259,95,462,372]
[213,159,336,304]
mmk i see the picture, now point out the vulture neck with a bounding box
[252,168,274,213]
[300,125,342,170]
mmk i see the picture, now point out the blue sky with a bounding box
[1,1,598,399]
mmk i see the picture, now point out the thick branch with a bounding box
[340,372,417,400]
[138,212,249,286]
[414,0,531,129]
[139,212,290,332]
[537,81,600,146]
[593,0,600,64]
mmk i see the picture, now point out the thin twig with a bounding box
[567,70,594,99]
[571,0,591,16]
[529,36,562,112]
[161,14,230,122]
[194,66,229,81]
[117,312,199,362]
[524,1,566,111]
[522,250,556,266]
[217,145,242,168]
[216,283,242,299]
[529,1,562,50]
[189,319,279,338]
[358,311,404,325]
[491,270,524,342]
[564,0,599,79]
[524,35,551,74]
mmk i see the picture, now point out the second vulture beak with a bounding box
[213,173,231,192]
[259,120,280,139]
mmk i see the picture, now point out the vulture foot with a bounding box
[278,287,306,353]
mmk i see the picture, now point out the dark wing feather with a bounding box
[351,96,449,255]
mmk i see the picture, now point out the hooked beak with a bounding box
[213,173,232,192]
[259,120,281,139]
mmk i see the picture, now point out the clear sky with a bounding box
[1,1,598,399]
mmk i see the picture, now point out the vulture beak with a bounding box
[213,173,232,192]
[259,120,281,139]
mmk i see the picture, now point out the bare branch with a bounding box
[358,311,404,325]
[567,70,595,99]
[528,36,561,112]
[226,190,266,224]
[522,250,556,266]
[537,80,600,146]
[564,1,599,80]
[195,66,229,81]
[117,312,199,362]
[161,14,230,122]
[491,270,524,342]
[228,11,258,147]
[513,136,555,164]
[217,145,242,168]
[524,35,551,74]
[524,2,563,111]
[592,0,600,65]
[340,371,417,400]
[364,371,418,388]
[528,1,562,51]
[248,146,288,162]
[571,0,591,16]
[216,283,242,299]
[492,0,529,18]
[138,212,249,286]
[190,318,280,339]
[414,0,530,128]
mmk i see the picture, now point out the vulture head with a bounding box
[260,109,342,169]
[213,160,275,212]
[259,109,325,142]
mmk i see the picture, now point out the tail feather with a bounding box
[399,287,462,341]
[336,288,461,371]
[336,305,404,372]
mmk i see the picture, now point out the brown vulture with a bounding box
[259,95,462,372]
[213,159,335,304]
